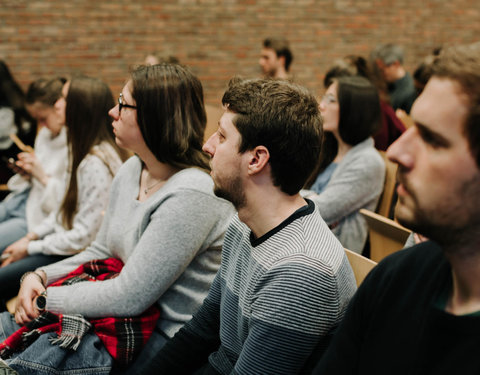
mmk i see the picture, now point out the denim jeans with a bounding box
[0,312,113,374]
[0,189,29,253]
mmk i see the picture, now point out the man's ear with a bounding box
[247,146,270,175]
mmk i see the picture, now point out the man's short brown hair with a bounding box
[222,78,322,195]
[432,42,480,167]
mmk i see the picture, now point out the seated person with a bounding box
[142,78,357,374]
[0,78,68,264]
[303,76,385,253]
[0,61,36,188]
[323,55,406,151]
[0,76,126,301]
[313,42,480,375]
[0,63,234,374]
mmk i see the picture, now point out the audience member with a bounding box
[0,61,36,187]
[0,78,68,288]
[304,76,385,253]
[143,78,357,374]
[313,42,480,374]
[259,37,293,79]
[324,55,406,150]
[0,63,234,374]
[372,43,417,113]
[0,76,126,301]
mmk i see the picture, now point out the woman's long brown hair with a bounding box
[59,76,128,229]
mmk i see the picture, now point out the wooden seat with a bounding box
[344,248,377,286]
[376,151,398,218]
[360,208,411,263]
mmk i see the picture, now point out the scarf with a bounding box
[0,258,160,367]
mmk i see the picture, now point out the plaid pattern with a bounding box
[0,258,160,367]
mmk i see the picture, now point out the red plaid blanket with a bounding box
[0,258,160,367]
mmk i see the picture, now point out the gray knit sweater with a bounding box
[39,156,235,337]
[305,137,385,253]
[145,199,357,374]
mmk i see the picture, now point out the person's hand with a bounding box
[1,237,30,267]
[413,233,428,244]
[15,271,46,326]
[16,152,49,186]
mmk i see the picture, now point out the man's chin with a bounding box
[394,203,416,229]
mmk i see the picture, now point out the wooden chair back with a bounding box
[376,151,398,218]
[344,248,377,287]
[360,208,411,263]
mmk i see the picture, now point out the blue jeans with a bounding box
[0,312,113,374]
[0,254,69,300]
[0,189,29,253]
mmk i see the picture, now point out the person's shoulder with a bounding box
[367,240,445,286]
[167,167,214,194]
[263,204,346,266]
[385,240,442,264]
[343,139,384,171]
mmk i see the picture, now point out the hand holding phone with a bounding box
[2,156,28,176]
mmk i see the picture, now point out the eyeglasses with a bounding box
[118,93,137,113]
[320,94,337,104]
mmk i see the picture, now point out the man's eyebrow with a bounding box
[416,122,451,147]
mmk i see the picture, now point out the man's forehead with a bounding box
[261,48,276,58]
[219,110,238,132]
[411,77,469,138]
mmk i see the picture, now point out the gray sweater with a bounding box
[305,138,385,253]
[40,156,235,337]
[145,200,357,374]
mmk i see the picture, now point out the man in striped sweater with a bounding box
[143,78,357,374]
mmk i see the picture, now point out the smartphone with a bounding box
[2,156,25,174]
[2,156,16,167]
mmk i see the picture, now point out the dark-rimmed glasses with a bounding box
[118,93,137,113]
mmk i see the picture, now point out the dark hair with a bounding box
[431,42,480,167]
[0,60,24,110]
[26,77,67,106]
[323,55,370,88]
[306,76,382,186]
[263,37,294,72]
[222,78,323,195]
[131,64,209,171]
[60,75,125,229]
[0,60,35,140]
[336,76,381,145]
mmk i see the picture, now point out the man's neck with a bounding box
[392,66,407,82]
[274,68,289,80]
[238,187,307,239]
[445,245,480,315]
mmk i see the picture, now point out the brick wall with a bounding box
[1,0,479,105]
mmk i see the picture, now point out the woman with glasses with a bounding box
[303,76,385,253]
[0,75,126,302]
[4,64,233,374]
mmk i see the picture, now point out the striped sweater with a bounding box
[146,199,357,374]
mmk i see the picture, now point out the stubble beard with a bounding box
[396,173,480,252]
[213,175,246,210]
